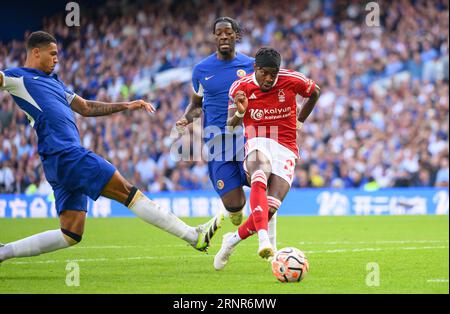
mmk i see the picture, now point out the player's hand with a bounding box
[175,116,190,134]
[127,100,155,113]
[176,117,190,127]
[234,91,248,114]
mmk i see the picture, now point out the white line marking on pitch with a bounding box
[9,255,208,265]
[6,245,448,265]
[69,240,449,250]
[427,279,449,283]
[292,240,449,245]
[304,246,448,254]
[70,245,142,249]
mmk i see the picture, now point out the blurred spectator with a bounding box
[0,0,448,193]
[435,157,449,187]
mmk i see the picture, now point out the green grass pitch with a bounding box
[0,215,448,294]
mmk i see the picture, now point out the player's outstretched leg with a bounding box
[101,171,223,252]
[0,211,84,263]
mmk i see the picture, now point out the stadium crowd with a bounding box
[0,0,449,195]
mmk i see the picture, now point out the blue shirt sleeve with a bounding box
[0,69,20,91]
[191,65,203,97]
[61,81,77,105]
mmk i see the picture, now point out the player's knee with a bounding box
[246,151,270,174]
[223,197,245,212]
[225,205,245,213]
[221,188,246,211]
[247,162,271,179]
[61,228,83,246]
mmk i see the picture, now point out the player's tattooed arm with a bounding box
[71,96,155,117]
[176,94,203,126]
[297,85,321,124]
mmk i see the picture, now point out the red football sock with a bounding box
[238,209,276,240]
[238,170,269,238]
[238,178,280,240]
[238,212,274,240]
[238,215,256,240]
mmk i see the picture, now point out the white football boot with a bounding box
[258,238,274,260]
[214,233,237,271]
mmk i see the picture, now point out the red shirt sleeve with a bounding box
[289,70,316,98]
[228,78,248,109]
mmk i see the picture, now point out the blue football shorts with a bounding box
[206,133,249,197]
[41,146,116,215]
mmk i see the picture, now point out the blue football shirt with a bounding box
[0,67,81,155]
[192,52,254,140]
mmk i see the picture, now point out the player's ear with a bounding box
[253,63,257,72]
[31,47,40,59]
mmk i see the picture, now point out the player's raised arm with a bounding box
[70,95,155,117]
[227,90,247,129]
[227,76,248,130]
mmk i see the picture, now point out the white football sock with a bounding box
[268,212,277,251]
[257,229,270,244]
[128,191,197,245]
[0,229,71,262]
[227,232,242,247]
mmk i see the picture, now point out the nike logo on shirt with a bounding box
[205,75,215,80]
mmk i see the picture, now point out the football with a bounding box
[271,247,309,283]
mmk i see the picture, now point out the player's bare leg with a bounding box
[101,171,222,251]
[0,210,85,264]
[220,187,246,226]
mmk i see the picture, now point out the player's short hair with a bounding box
[212,17,243,42]
[255,47,281,69]
[26,31,57,50]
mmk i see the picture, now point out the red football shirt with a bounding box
[229,69,316,156]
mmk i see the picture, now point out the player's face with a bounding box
[37,43,59,74]
[214,22,236,56]
[255,66,279,92]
